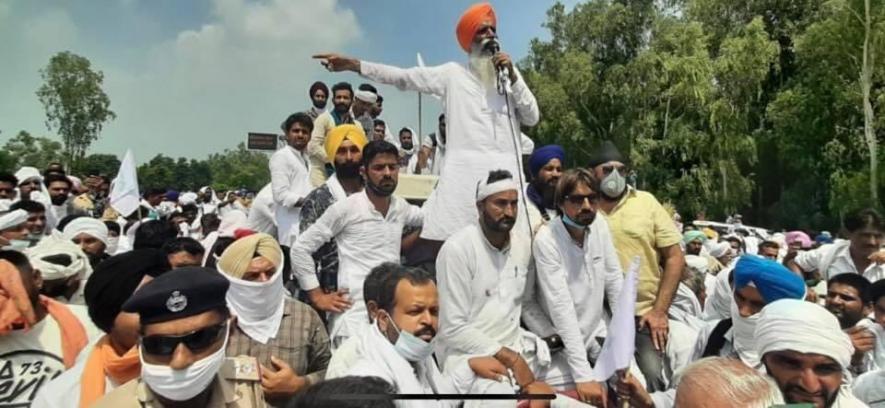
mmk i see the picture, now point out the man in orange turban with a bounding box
[313,1,540,259]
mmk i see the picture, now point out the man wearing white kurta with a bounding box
[529,169,620,403]
[270,112,313,247]
[291,141,423,348]
[314,2,539,247]
[436,170,572,407]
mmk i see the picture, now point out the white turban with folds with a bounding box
[0,210,28,232]
[62,217,109,246]
[755,299,853,369]
[25,231,92,281]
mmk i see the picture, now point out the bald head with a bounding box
[675,357,784,408]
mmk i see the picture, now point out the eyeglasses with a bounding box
[600,164,627,175]
[141,322,227,356]
[565,194,599,206]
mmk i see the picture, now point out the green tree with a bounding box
[207,143,270,191]
[78,153,121,178]
[36,51,116,169]
[2,131,64,170]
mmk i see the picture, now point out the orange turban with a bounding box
[456,3,496,53]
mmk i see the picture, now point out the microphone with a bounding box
[483,38,511,94]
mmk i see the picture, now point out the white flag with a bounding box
[109,149,140,217]
[592,256,640,381]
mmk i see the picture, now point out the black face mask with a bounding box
[313,99,327,110]
[335,161,362,179]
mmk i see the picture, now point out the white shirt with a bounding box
[436,224,533,359]
[853,369,885,407]
[323,335,361,380]
[360,61,539,241]
[269,145,311,246]
[529,216,623,382]
[291,191,423,342]
[247,183,276,237]
[0,305,101,407]
[794,239,885,281]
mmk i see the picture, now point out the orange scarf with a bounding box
[40,295,89,368]
[79,335,140,408]
[0,260,37,333]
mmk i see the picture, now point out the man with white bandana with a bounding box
[95,267,266,407]
[11,200,48,245]
[218,233,330,406]
[0,209,31,251]
[756,299,867,408]
[291,141,423,348]
[62,216,110,268]
[315,2,540,256]
[436,169,561,407]
[26,231,93,305]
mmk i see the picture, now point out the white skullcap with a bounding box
[684,254,709,274]
[62,217,109,246]
[218,210,249,237]
[0,209,29,231]
[14,167,41,184]
[475,177,518,202]
[25,231,92,281]
[354,90,378,104]
[67,175,82,190]
[755,299,853,369]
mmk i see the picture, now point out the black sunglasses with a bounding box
[600,164,627,175]
[565,194,599,205]
[141,322,227,356]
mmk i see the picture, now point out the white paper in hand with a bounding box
[591,256,640,381]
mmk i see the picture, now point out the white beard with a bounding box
[468,52,497,89]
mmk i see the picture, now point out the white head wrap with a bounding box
[179,192,198,206]
[755,299,853,369]
[25,231,92,281]
[14,167,41,184]
[354,90,378,104]
[62,217,109,246]
[707,241,732,259]
[67,175,82,191]
[475,178,519,202]
[218,210,249,237]
[0,209,29,231]
[684,254,709,275]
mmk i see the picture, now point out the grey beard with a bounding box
[468,52,497,89]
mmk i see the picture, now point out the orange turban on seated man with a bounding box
[456,3,496,53]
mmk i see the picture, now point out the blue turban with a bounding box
[529,145,565,177]
[165,190,179,202]
[733,255,805,303]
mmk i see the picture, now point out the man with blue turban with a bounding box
[616,255,809,407]
[526,144,565,221]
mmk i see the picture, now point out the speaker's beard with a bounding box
[468,52,497,89]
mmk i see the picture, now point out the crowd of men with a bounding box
[1,2,885,408]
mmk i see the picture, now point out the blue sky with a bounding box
[0,0,575,163]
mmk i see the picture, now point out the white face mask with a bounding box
[139,324,229,401]
[380,311,434,362]
[730,297,761,368]
[1,239,31,251]
[221,263,285,344]
[106,236,119,254]
[601,169,627,198]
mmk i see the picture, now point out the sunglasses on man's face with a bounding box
[600,164,627,175]
[141,322,226,356]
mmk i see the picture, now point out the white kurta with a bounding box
[794,239,885,282]
[291,191,423,344]
[360,61,539,241]
[269,146,311,246]
[246,183,276,237]
[529,216,623,383]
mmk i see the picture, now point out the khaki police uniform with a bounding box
[93,355,265,408]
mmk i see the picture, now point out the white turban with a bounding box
[25,232,92,281]
[755,299,854,369]
[179,192,198,206]
[354,90,378,104]
[0,209,28,231]
[14,167,41,184]
[707,241,732,259]
[684,254,709,275]
[218,210,249,237]
[62,217,109,246]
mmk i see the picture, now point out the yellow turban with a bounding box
[325,124,368,163]
[217,233,282,279]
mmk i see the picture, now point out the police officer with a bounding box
[94,267,266,407]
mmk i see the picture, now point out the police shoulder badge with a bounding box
[166,290,187,312]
